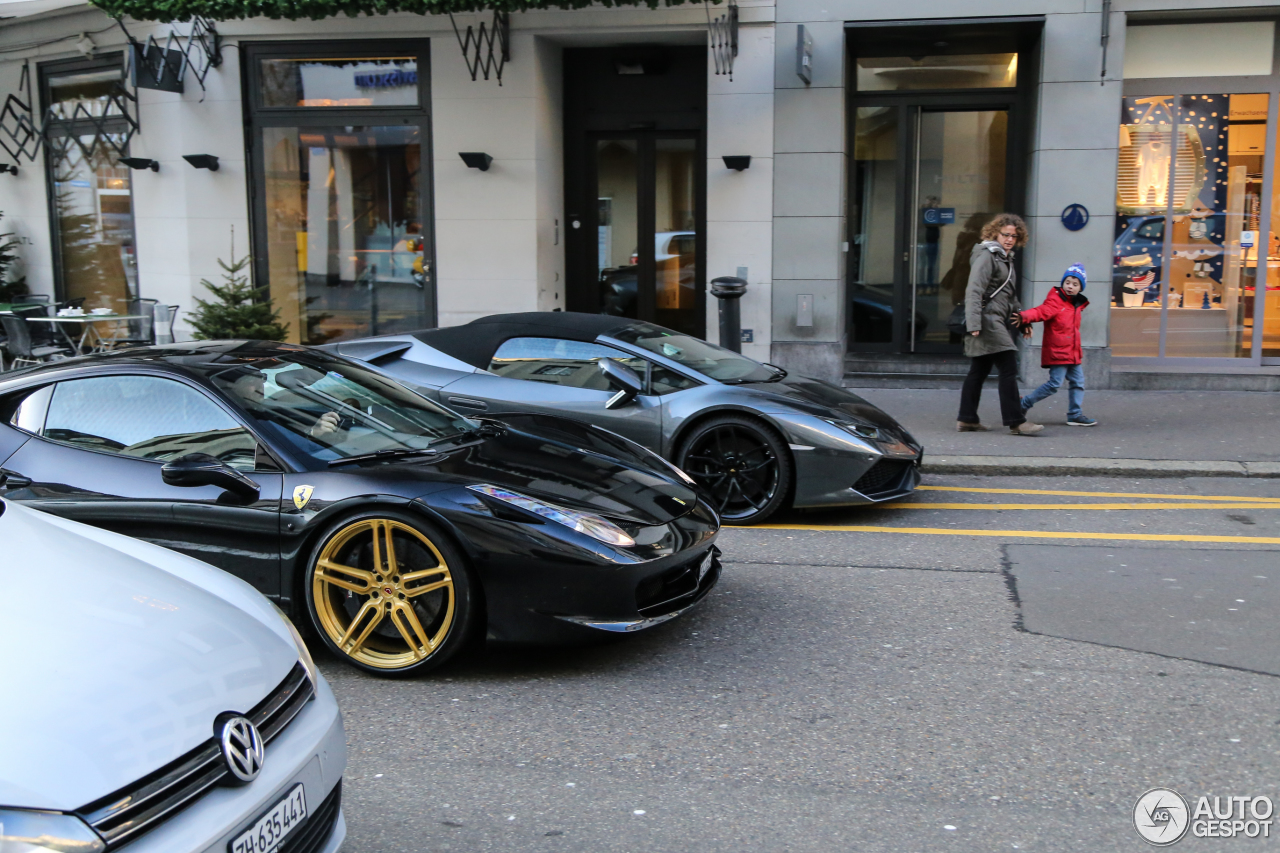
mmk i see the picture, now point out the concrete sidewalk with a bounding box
[849,387,1280,478]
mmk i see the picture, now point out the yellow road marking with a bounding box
[917,485,1280,504]
[891,502,1280,511]
[750,524,1280,545]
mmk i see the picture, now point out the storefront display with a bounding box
[1112,93,1267,359]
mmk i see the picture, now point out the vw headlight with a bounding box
[468,485,635,548]
[271,602,319,691]
[0,808,103,853]
[828,420,882,441]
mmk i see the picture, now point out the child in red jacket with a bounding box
[1017,263,1097,427]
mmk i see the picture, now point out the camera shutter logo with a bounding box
[1134,788,1190,845]
[219,716,265,783]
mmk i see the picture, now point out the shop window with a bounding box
[261,125,425,344]
[41,59,139,310]
[1112,93,1267,358]
[855,54,1017,92]
[258,56,419,108]
[1124,22,1274,80]
[248,42,432,345]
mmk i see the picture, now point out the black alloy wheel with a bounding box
[676,415,793,524]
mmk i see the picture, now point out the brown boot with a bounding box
[1009,421,1044,436]
[956,421,991,432]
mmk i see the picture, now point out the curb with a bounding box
[922,456,1280,479]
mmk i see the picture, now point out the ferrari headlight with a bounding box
[468,485,635,548]
[828,419,881,441]
[271,602,319,691]
[0,808,104,853]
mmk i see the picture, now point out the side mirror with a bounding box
[162,453,260,502]
[599,358,644,409]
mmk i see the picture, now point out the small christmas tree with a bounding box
[187,230,288,341]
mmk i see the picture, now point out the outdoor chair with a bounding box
[110,298,159,348]
[14,305,62,350]
[153,303,178,344]
[0,315,71,367]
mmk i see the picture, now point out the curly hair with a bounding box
[980,213,1029,247]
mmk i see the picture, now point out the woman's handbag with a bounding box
[946,263,1014,337]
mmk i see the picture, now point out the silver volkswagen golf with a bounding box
[0,496,346,853]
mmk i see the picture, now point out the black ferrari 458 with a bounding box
[0,342,720,675]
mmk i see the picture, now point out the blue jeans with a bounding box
[1020,364,1085,420]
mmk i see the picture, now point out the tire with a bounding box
[304,509,476,676]
[675,414,793,525]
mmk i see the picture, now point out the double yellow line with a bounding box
[747,485,1280,544]
[897,485,1280,512]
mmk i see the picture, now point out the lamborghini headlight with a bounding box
[0,808,103,853]
[827,419,882,441]
[271,602,319,691]
[468,484,635,548]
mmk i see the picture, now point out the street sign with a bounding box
[1061,203,1089,231]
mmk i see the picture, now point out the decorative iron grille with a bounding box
[0,64,40,163]
[41,80,140,163]
[120,16,222,95]
[707,0,739,80]
[450,11,510,85]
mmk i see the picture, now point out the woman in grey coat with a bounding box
[956,213,1043,436]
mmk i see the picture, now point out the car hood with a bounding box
[390,414,699,526]
[0,500,299,812]
[732,375,914,436]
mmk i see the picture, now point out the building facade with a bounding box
[3,0,1280,390]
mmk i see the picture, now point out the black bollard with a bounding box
[710,276,747,353]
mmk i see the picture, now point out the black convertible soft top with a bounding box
[412,312,634,369]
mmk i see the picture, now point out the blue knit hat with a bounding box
[1061,263,1087,291]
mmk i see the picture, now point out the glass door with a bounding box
[911,109,1008,352]
[849,103,1010,353]
[588,133,703,338]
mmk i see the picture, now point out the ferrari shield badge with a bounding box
[293,485,315,510]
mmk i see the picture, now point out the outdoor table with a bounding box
[24,314,151,354]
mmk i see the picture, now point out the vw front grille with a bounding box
[78,663,314,849]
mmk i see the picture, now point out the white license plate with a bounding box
[698,550,714,582]
[229,784,307,853]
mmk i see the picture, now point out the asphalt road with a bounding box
[318,474,1280,852]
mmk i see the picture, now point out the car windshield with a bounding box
[200,351,476,465]
[611,322,777,384]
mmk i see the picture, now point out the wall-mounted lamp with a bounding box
[183,154,219,171]
[120,157,159,172]
[459,152,493,171]
[722,155,751,171]
[0,164,17,176]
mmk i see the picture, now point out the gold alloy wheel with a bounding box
[312,518,455,670]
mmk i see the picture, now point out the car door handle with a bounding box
[0,469,32,489]
[447,396,488,411]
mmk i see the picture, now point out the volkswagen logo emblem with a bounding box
[217,715,265,784]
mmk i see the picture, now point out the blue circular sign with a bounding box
[1061,203,1089,231]
[923,208,941,225]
